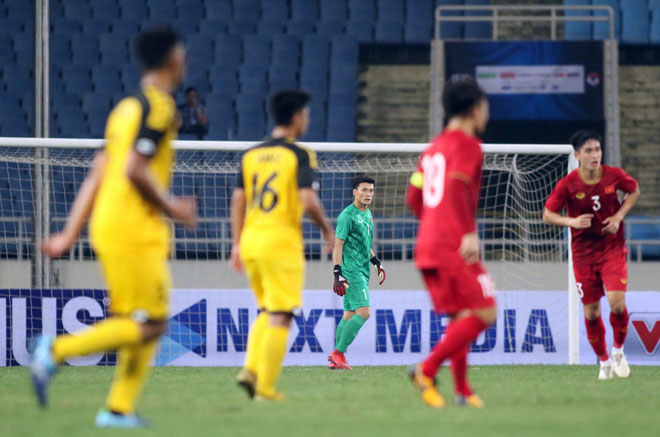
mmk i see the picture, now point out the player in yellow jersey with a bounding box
[230,90,334,401]
[31,28,196,428]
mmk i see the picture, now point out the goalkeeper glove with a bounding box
[371,256,386,285]
[333,265,348,296]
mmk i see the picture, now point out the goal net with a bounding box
[0,139,576,366]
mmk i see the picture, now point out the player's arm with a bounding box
[543,180,593,229]
[332,237,348,296]
[42,151,107,257]
[369,248,386,285]
[405,169,423,218]
[602,173,641,234]
[229,186,246,272]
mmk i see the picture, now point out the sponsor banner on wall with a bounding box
[1,289,658,366]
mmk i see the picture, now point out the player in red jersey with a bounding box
[405,76,496,409]
[544,130,640,380]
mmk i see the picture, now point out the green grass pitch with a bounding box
[4,365,660,437]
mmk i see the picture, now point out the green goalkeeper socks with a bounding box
[337,314,367,353]
[335,318,347,350]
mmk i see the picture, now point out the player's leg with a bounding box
[254,258,304,400]
[237,258,267,397]
[602,252,630,378]
[328,310,353,369]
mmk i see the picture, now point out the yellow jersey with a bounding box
[238,137,318,261]
[90,85,177,256]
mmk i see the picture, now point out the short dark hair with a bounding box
[268,90,310,126]
[570,130,602,151]
[135,27,183,71]
[185,86,197,95]
[443,75,487,120]
[352,176,375,190]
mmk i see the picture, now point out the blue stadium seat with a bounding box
[271,34,300,67]
[6,1,33,21]
[243,34,271,66]
[186,34,214,58]
[436,0,464,39]
[327,93,356,141]
[321,0,348,21]
[464,0,492,39]
[49,34,72,64]
[0,111,28,137]
[99,34,129,65]
[61,64,93,94]
[111,20,140,37]
[0,19,24,35]
[207,0,232,20]
[291,0,319,22]
[236,109,266,140]
[269,65,298,92]
[257,20,286,36]
[301,64,329,99]
[346,21,375,42]
[82,19,112,34]
[2,65,33,95]
[377,0,405,22]
[651,0,660,8]
[302,35,331,72]
[234,0,261,21]
[407,0,434,25]
[563,0,592,40]
[71,34,100,65]
[621,2,649,44]
[55,106,88,137]
[317,21,345,38]
[349,0,376,22]
[199,19,229,35]
[171,17,200,35]
[331,35,359,64]
[51,91,80,112]
[82,91,114,114]
[121,65,140,92]
[209,68,240,97]
[304,99,326,141]
[90,0,120,20]
[51,18,83,35]
[287,20,316,38]
[118,0,148,21]
[0,35,14,64]
[375,20,403,42]
[239,68,268,95]
[227,20,257,36]
[592,0,620,40]
[329,62,358,95]
[236,92,264,112]
[14,31,35,66]
[91,65,122,94]
[215,34,243,66]
[148,0,176,21]
[87,105,109,137]
[651,8,660,44]
[63,0,92,20]
[404,21,433,43]
[261,0,289,22]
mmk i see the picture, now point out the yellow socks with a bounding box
[256,326,289,397]
[244,311,268,374]
[52,317,141,364]
[106,340,158,414]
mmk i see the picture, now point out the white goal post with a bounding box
[0,138,578,364]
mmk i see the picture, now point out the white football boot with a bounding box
[611,348,631,378]
[598,359,614,380]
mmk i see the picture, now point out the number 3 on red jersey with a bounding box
[421,153,446,208]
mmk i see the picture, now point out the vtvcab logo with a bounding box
[628,313,660,358]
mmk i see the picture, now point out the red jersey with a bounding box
[409,130,483,269]
[544,165,638,263]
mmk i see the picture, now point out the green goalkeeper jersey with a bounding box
[335,204,373,281]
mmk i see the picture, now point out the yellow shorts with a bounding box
[98,252,171,321]
[242,257,304,313]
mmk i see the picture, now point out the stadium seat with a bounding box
[186,34,214,58]
[269,65,298,92]
[55,106,88,137]
[87,105,109,137]
[0,19,24,35]
[82,91,114,114]
[63,0,92,20]
[243,34,271,66]
[50,91,80,112]
[51,18,83,35]
[404,21,433,43]
[49,34,72,64]
[407,0,434,25]
[234,0,261,22]
[327,93,357,141]
[377,0,405,22]
[302,35,331,72]
[464,0,492,39]
[271,34,300,67]
[301,64,329,99]
[592,0,620,40]
[651,9,660,44]
[563,0,592,40]
[111,20,140,37]
[349,0,377,22]
[346,21,375,43]
[6,1,33,21]
[317,21,345,38]
[257,20,285,36]
[291,0,319,22]
[236,105,266,140]
[209,68,240,97]
[0,35,14,64]
[331,35,359,64]
[304,99,327,141]
[375,20,403,43]
[118,0,148,21]
[207,0,232,20]
[199,19,229,35]
[329,62,359,95]
[239,71,268,96]
[621,3,650,44]
[215,34,243,66]
[260,0,289,23]
[435,0,464,39]
[148,0,176,22]
[2,65,33,96]
[227,20,257,36]
[171,17,200,36]
[121,65,140,92]
[99,34,129,65]
[287,20,316,38]
[90,0,120,20]
[91,65,122,94]
[82,19,112,34]
[61,64,94,95]
[206,103,235,140]
[71,34,100,65]
[320,0,348,21]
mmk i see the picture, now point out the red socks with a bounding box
[585,317,609,361]
[451,344,472,397]
[423,315,487,379]
[610,308,629,349]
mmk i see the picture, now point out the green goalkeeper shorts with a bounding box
[343,274,369,311]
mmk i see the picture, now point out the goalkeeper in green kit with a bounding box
[328,176,386,370]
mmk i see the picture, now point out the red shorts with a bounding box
[421,261,496,314]
[573,252,628,305]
